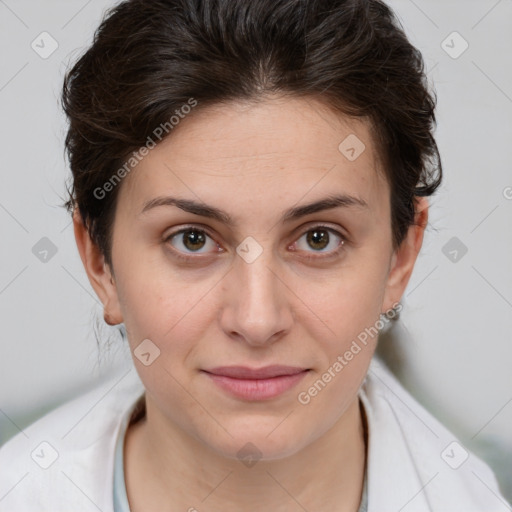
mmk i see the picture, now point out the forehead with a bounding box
[118,96,389,220]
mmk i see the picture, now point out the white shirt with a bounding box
[0,358,510,512]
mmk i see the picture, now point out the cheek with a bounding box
[296,254,389,347]
[114,255,221,359]
[115,271,216,415]
[292,270,385,422]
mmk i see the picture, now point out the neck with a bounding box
[124,396,367,512]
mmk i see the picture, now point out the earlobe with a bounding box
[382,197,429,313]
[72,208,123,325]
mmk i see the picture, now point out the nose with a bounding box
[218,245,294,347]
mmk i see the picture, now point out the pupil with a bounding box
[307,229,329,250]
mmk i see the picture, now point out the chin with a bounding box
[202,424,308,463]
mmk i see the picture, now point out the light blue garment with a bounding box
[113,413,132,512]
[359,471,368,512]
[112,405,368,512]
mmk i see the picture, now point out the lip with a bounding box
[202,365,310,401]
[205,365,308,379]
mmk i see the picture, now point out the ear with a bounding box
[72,208,123,325]
[382,196,429,313]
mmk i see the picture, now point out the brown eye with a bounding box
[293,226,346,258]
[306,229,330,251]
[166,228,217,254]
[182,229,206,251]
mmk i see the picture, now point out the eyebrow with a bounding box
[140,193,368,225]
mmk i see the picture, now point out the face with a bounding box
[76,95,426,461]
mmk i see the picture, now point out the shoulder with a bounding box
[360,357,510,512]
[0,368,145,512]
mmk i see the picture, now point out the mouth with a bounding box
[201,365,310,401]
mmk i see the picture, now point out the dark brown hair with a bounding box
[62,0,442,271]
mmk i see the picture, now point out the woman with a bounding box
[0,0,509,510]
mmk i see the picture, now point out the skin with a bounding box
[74,95,428,512]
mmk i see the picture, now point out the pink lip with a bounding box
[202,365,310,401]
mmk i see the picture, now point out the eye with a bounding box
[163,224,346,262]
[165,227,220,256]
[291,225,346,258]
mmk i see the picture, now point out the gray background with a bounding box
[0,0,511,503]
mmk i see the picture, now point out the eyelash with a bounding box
[163,224,348,262]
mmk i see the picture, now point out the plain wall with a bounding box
[1,0,511,501]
